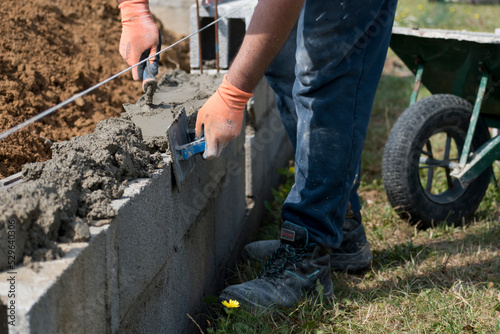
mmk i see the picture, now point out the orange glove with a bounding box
[195,75,253,160]
[119,0,159,81]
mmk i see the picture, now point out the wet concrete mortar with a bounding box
[0,70,223,271]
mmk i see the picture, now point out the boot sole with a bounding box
[219,284,335,314]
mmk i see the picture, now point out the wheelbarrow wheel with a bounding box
[382,94,492,228]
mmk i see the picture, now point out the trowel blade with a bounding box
[167,108,196,188]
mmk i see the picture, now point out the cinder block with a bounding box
[246,79,277,128]
[213,137,247,266]
[245,107,293,203]
[190,0,258,70]
[243,109,292,243]
[112,169,175,322]
[0,231,108,334]
[117,207,217,334]
[112,134,246,328]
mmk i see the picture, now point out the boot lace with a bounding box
[258,243,306,278]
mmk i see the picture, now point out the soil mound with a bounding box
[0,0,189,178]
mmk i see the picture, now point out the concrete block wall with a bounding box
[0,73,292,333]
[189,0,257,71]
[245,80,293,233]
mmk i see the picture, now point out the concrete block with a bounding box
[112,133,246,333]
[150,0,243,36]
[0,226,108,334]
[190,0,257,70]
[112,169,174,322]
[246,79,277,129]
[117,208,216,334]
[105,218,120,333]
[213,139,247,267]
[105,163,176,333]
[245,107,293,211]
[112,132,246,327]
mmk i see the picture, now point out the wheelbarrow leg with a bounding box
[410,63,424,106]
[459,70,489,167]
[450,70,498,185]
[451,132,500,186]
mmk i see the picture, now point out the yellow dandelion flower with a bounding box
[449,6,455,13]
[417,4,423,10]
[395,15,401,22]
[466,9,471,14]
[401,12,407,18]
[474,13,480,19]
[222,299,240,308]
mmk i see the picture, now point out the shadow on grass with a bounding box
[373,219,499,266]
[335,221,500,302]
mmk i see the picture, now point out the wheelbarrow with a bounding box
[382,27,500,228]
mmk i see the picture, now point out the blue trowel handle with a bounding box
[178,137,206,161]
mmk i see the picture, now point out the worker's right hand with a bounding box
[119,0,160,81]
[195,75,253,160]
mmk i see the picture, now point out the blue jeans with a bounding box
[265,0,397,249]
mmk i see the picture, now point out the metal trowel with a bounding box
[167,108,206,187]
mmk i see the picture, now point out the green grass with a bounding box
[394,0,500,32]
[202,1,500,332]
[204,178,500,333]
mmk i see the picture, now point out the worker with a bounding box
[119,0,397,311]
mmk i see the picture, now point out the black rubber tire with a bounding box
[382,94,492,228]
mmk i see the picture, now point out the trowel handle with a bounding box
[142,62,158,92]
[178,137,206,161]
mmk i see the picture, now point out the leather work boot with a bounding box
[242,211,372,272]
[220,221,334,312]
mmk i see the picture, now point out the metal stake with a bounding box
[195,0,203,74]
[214,0,220,73]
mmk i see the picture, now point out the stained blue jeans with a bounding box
[265,0,397,249]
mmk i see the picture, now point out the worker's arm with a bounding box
[196,0,305,160]
[226,0,304,92]
[118,0,160,81]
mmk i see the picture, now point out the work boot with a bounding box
[220,221,334,312]
[242,211,372,272]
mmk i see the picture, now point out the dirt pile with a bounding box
[0,118,163,271]
[0,0,189,179]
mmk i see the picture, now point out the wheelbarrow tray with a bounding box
[390,27,500,118]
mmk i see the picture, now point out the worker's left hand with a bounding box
[119,0,160,81]
[195,75,253,160]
